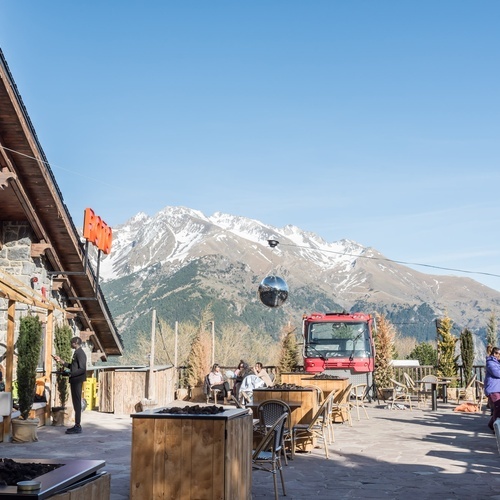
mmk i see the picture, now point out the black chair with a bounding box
[257,399,294,462]
[252,413,287,500]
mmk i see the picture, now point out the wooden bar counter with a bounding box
[130,405,253,500]
[300,376,349,398]
[252,387,317,452]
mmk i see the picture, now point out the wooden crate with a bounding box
[130,407,252,499]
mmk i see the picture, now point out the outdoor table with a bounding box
[417,380,449,411]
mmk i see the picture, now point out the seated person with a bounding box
[253,362,274,387]
[239,373,265,404]
[208,364,231,402]
[233,360,251,401]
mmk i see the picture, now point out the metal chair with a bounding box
[257,399,295,462]
[403,373,419,403]
[455,374,477,404]
[293,391,335,459]
[252,413,288,500]
[475,380,488,412]
[330,383,353,427]
[302,384,324,406]
[389,378,412,410]
[350,383,369,420]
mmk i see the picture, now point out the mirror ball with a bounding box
[258,275,289,308]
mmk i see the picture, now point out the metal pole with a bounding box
[211,320,215,366]
[149,309,156,400]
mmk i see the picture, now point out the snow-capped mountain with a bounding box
[99,206,500,350]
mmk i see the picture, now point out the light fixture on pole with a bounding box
[258,239,289,308]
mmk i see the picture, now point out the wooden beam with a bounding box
[0,166,17,189]
[31,242,52,258]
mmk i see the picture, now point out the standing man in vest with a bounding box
[53,337,87,434]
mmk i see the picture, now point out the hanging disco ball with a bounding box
[258,275,289,308]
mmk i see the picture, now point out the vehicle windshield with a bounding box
[305,321,371,358]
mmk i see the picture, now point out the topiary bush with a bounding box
[54,324,73,408]
[17,315,43,420]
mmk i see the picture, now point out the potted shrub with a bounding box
[52,324,72,426]
[12,315,43,442]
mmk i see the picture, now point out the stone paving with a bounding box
[2,401,500,499]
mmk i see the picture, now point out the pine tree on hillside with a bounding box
[373,313,396,396]
[436,316,458,382]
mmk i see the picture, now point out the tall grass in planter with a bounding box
[17,315,43,420]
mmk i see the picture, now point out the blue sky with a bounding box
[1,2,500,290]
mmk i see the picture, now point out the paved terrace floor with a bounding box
[2,401,500,499]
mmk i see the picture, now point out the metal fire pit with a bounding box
[0,459,105,499]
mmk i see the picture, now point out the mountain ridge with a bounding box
[98,206,500,352]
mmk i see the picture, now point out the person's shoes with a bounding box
[65,425,82,434]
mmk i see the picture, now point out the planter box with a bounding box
[49,472,110,499]
[130,406,252,499]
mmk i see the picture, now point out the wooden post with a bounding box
[5,299,15,392]
[148,309,156,400]
[44,309,54,421]
[174,320,178,385]
[210,320,215,366]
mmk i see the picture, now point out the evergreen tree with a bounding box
[54,324,73,407]
[406,342,437,366]
[460,328,474,385]
[17,315,43,420]
[486,311,498,354]
[373,313,396,396]
[277,324,299,379]
[436,316,458,382]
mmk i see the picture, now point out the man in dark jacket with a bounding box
[484,347,500,432]
[53,337,87,434]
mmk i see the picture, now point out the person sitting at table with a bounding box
[253,362,274,387]
[208,363,231,403]
[233,360,251,401]
[484,347,500,433]
[239,373,265,404]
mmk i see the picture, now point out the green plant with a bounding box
[17,315,43,420]
[406,342,437,366]
[54,324,73,407]
[277,325,299,379]
[373,313,396,395]
[486,311,497,354]
[460,328,474,385]
[436,316,458,383]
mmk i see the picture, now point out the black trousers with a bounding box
[211,382,230,398]
[71,380,84,425]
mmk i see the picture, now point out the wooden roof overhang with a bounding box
[0,50,123,356]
